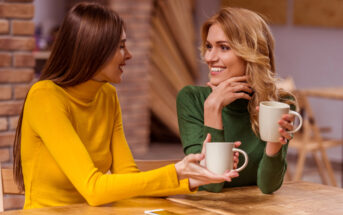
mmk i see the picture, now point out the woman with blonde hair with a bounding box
[13,3,239,209]
[177,7,296,193]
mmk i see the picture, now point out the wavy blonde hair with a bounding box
[201,7,294,136]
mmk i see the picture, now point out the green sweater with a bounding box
[177,85,290,194]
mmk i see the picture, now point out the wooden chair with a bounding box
[135,159,180,171]
[0,163,24,212]
[290,91,342,186]
[277,77,342,186]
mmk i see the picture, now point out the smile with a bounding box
[210,67,226,73]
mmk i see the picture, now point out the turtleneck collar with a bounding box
[64,79,106,103]
[224,98,249,113]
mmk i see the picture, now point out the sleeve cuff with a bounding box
[203,126,225,142]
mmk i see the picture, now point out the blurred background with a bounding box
[0,0,342,209]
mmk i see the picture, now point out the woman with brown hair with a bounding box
[13,3,238,209]
[177,7,296,193]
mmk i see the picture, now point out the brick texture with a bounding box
[0,117,8,130]
[12,20,35,36]
[0,85,12,100]
[14,84,30,99]
[0,3,34,19]
[0,100,23,116]
[0,69,34,83]
[0,131,15,147]
[0,53,11,67]
[0,37,35,51]
[0,1,34,211]
[110,0,154,154]
[9,115,18,130]
[0,19,9,34]
[13,53,35,67]
[0,148,10,162]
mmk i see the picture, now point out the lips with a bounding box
[210,67,226,75]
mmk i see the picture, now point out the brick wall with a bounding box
[0,0,34,210]
[109,0,154,154]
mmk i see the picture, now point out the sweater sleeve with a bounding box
[26,89,193,207]
[177,86,225,192]
[257,95,295,194]
[109,92,192,197]
[257,143,288,194]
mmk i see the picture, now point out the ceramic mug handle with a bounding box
[288,111,303,133]
[232,148,248,172]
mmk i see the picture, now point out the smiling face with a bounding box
[204,23,245,86]
[92,31,132,83]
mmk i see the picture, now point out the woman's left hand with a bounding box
[277,113,295,144]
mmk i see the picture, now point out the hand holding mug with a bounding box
[174,152,239,189]
[200,133,241,169]
[258,101,303,143]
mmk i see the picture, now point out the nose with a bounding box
[125,48,132,61]
[204,49,218,64]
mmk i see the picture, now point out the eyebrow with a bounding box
[206,40,229,45]
[121,39,126,43]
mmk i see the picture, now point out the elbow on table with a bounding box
[259,183,281,194]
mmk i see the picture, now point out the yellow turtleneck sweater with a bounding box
[21,80,191,209]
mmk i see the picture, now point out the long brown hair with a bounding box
[13,2,124,191]
[201,7,295,136]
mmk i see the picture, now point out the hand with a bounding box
[175,153,239,190]
[256,106,294,156]
[256,106,295,145]
[200,133,241,169]
[278,113,295,144]
[205,76,252,109]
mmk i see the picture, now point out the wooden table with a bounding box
[168,181,343,215]
[1,181,343,215]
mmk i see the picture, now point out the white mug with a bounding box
[259,101,303,142]
[206,142,248,175]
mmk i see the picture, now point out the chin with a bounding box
[209,78,221,86]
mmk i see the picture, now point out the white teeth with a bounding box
[211,67,225,72]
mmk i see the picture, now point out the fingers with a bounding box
[256,106,259,111]
[234,141,241,148]
[201,133,211,155]
[281,114,295,123]
[279,128,292,144]
[185,153,205,164]
[278,119,294,131]
[224,75,248,83]
[232,85,253,94]
[203,133,211,144]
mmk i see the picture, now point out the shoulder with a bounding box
[26,80,69,107]
[28,80,64,99]
[177,85,210,102]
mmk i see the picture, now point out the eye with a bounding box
[205,43,212,50]
[220,45,230,51]
[120,43,126,49]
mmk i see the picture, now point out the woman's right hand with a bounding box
[175,154,238,190]
[205,75,252,109]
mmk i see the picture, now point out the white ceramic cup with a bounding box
[205,142,248,175]
[259,101,303,142]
